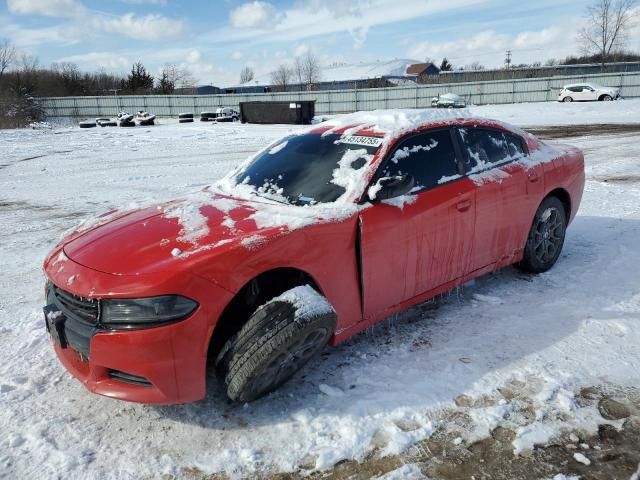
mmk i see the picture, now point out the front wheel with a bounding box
[518,196,567,273]
[600,94,613,101]
[563,96,573,103]
[218,286,336,402]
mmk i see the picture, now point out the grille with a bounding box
[52,285,99,325]
[108,370,152,387]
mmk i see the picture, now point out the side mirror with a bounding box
[368,174,415,202]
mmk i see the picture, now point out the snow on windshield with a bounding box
[330,148,374,204]
[219,133,379,206]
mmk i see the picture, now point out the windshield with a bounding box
[233,133,381,205]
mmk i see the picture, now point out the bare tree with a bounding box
[239,65,255,84]
[579,0,637,68]
[292,52,321,90]
[293,56,305,87]
[301,52,321,89]
[270,64,293,91]
[466,61,485,71]
[0,39,16,82]
[178,67,196,89]
[156,64,195,93]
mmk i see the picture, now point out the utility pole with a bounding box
[505,50,512,70]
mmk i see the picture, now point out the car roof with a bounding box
[308,112,518,140]
[564,82,602,88]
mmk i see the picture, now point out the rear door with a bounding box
[359,128,475,321]
[566,86,583,101]
[457,127,541,270]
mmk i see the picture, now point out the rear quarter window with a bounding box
[459,128,527,173]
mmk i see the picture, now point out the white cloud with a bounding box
[186,49,201,63]
[57,51,132,71]
[1,21,82,47]
[121,0,167,5]
[231,50,245,60]
[92,13,185,41]
[7,0,85,17]
[293,43,309,57]
[408,26,577,67]
[222,0,483,48]
[229,1,282,29]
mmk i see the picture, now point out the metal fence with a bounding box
[40,71,640,118]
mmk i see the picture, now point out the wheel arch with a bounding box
[598,93,612,101]
[206,267,324,366]
[544,187,572,221]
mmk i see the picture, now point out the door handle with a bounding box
[456,199,471,212]
[528,171,540,183]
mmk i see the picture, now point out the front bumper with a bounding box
[43,249,232,404]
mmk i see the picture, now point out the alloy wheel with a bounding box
[532,207,564,264]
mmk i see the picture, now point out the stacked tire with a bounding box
[79,121,96,129]
[97,119,117,127]
[200,112,216,122]
[179,113,194,123]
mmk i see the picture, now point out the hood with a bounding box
[61,189,347,275]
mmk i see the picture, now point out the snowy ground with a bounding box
[1,100,639,479]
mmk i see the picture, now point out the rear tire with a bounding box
[218,286,336,402]
[518,196,567,273]
[563,96,573,103]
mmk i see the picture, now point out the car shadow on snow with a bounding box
[154,215,640,432]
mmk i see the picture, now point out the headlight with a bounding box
[101,295,198,329]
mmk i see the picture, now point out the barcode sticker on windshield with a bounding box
[337,136,383,147]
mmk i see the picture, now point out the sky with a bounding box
[2,0,639,87]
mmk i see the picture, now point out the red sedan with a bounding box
[43,113,585,404]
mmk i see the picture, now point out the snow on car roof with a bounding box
[311,108,472,139]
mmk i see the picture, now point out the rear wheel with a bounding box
[218,286,336,402]
[518,196,567,273]
[563,96,573,102]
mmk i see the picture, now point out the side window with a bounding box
[379,130,461,191]
[459,128,514,172]
[503,133,527,159]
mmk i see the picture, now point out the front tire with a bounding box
[518,196,567,273]
[218,286,336,402]
[563,96,573,103]
[600,94,613,101]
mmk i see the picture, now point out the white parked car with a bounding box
[431,93,467,108]
[558,83,620,102]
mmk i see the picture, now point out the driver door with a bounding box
[358,129,476,324]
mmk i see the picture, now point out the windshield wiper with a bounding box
[250,190,290,205]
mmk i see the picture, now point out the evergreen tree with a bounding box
[125,62,154,94]
[439,58,453,71]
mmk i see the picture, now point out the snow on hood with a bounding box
[60,187,361,274]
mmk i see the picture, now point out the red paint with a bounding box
[43,117,585,404]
